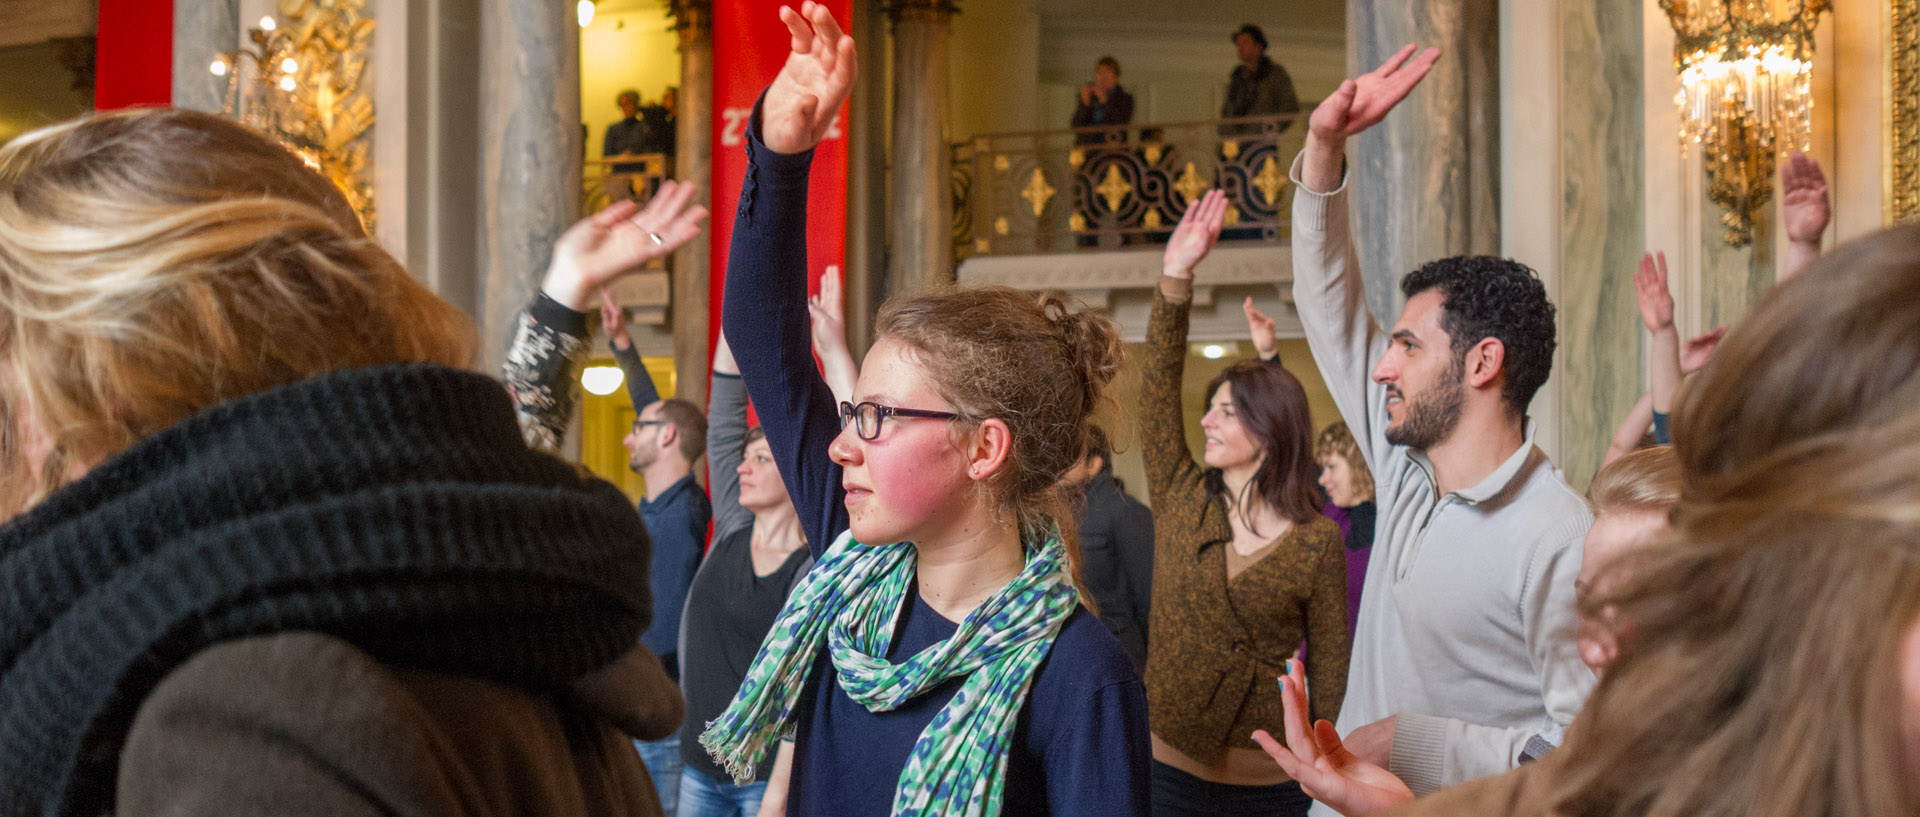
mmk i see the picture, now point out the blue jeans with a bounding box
[634,731,682,815]
[677,767,768,817]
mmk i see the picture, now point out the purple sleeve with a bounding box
[719,98,849,557]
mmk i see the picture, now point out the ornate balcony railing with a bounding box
[583,152,674,215]
[954,111,1310,259]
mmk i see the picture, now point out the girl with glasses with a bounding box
[697,5,1150,817]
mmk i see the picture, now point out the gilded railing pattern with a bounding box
[955,112,1310,258]
[1890,0,1920,223]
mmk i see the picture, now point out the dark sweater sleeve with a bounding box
[610,340,662,410]
[720,98,848,557]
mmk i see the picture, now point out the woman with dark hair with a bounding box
[1139,189,1349,817]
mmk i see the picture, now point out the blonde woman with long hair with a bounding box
[0,108,705,817]
[1259,224,1920,816]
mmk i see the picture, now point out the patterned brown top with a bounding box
[1141,276,1350,763]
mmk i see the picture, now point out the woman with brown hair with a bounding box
[1259,223,1920,817]
[0,106,704,816]
[698,5,1149,816]
[1139,189,1349,817]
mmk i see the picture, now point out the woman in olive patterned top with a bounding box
[1140,190,1350,817]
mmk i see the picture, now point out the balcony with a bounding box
[954,111,1311,343]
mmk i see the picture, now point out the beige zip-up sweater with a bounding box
[1287,153,1597,803]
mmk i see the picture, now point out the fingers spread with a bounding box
[782,5,814,53]
[589,199,640,228]
[1379,43,1418,75]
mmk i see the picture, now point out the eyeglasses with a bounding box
[632,419,668,433]
[838,401,959,441]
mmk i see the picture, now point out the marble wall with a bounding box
[1551,0,1645,487]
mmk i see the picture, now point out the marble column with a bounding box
[886,0,957,296]
[1551,0,1645,485]
[671,0,714,408]
[172,0,239,112]
[845,0,888,355]
[477,0,581,370]
[1348,0,1500,325]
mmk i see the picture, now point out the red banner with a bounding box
[96,0,174,109]
[708,0,851,364]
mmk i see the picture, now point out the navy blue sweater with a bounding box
[720,103,1150,817]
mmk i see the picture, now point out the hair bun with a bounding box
[1035,291,1124,419]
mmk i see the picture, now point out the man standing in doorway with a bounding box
[1286,46,1595,810]
[624,392,709,815]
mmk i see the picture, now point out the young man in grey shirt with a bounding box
[1286,47,1596,808]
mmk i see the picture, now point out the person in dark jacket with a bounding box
[0,106,707,817]
[1065,424,1156,671]
[1221,24,1300,136]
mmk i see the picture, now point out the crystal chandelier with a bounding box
[211,0,377,230]
[1662,0,1828,247]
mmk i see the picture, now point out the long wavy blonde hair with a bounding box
[1543,224,1920,816]
[0,108,474,516]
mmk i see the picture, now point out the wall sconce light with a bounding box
[578,0,596,28]
[1662,0,1829,247]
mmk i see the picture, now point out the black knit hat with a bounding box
[1234,24,1268,50]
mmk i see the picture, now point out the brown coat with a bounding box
[1140,278,1350,763]
[115,632,678,817]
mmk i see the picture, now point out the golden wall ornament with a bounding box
[1661,0,1828,246]
[1890,0,1920,223]
[213,0,377,230]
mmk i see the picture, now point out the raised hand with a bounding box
[762,2,857,155]
[1308,44,1442,143]
[1633,251,1675,333]
[808,264,859,405]
[1251,660,1414,817]
[1244,297,1279,360]
[543,180,708,311]
[1780,152,1831,246]
[1163,189,1229,279]
[600,289,633,350]
[808,264,848,357]
[1680,326,1727,374]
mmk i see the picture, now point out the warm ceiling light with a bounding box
[259,15,276,31]
[577,0,596,27]
[280,57,299,74]
[279,76,297,92]
[209,58,228,77]
[582,365,624,395]
[1201,344,1227,360]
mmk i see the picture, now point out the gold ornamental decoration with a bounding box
[1661,0,1828,247]
[1889,0,1920,223]
[213,0,377,230]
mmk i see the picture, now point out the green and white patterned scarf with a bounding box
[699,529,1078,817]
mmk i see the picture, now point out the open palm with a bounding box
[1252,661,1415,817]
[1163,189,1228,278]
[1780,152,1830,244]
[762,2,857,155]
[543,181,708,310]
[1309,44,1442,141]
[1633,251,1674,332]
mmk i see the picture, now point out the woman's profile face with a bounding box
[736,437,791,514]
[1318,454,1359,507]
[1200,382,1262,471]
[828,337,973,545]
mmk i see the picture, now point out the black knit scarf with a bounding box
[0,364,652,817]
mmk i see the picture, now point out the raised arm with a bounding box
[503,186,707,451]
[1780,152,1830,281]
[720,1,857,555]
[707,331,752,538]
[601,290,662,412]
[808,263,860,406]
[1244,296,1281,363]
[1633,251,1682,418]
[1602,392,1654,468]
[1141,190,1227,504]
[1290,45,1439,473]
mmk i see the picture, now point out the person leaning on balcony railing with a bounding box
[1221,24,1300,138]
[1071,55,1134,147]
